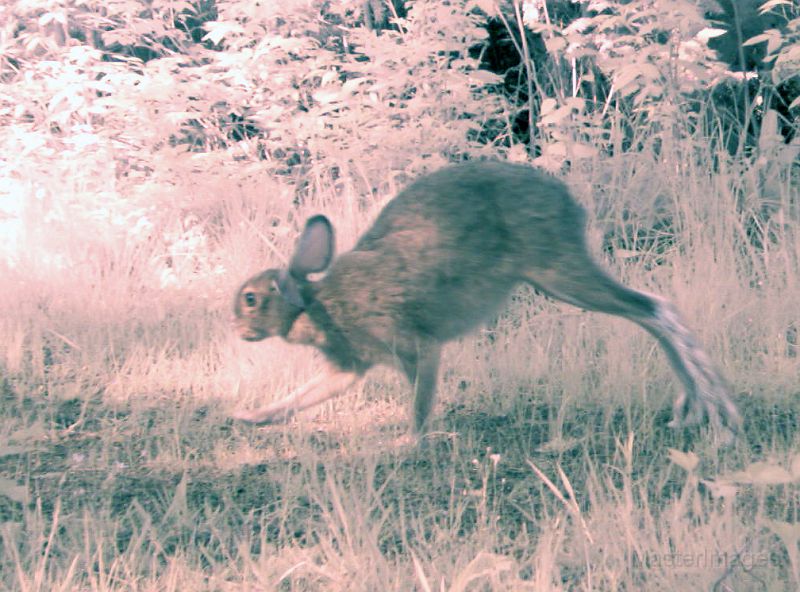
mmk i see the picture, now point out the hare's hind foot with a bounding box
[644,297,740,445]
[521,262,740,442]
[665,349,740,447]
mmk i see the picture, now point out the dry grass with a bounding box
[1,144,799,591]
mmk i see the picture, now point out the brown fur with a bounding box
[232,161,740,439]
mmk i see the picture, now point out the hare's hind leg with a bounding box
[397,340,442,434]
[232,364,360,424]
[521,259,740,440]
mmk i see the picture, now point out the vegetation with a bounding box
[0,0,799,589]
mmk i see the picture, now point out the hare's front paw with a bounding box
[230,408,258,423]
[230,407,287,424]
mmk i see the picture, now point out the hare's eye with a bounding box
[243,292,257,307]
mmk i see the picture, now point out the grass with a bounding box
[2,375,799,590]
[1,145,800,591]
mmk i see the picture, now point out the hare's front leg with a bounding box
[398,341,442,434]
[232,364,360,424]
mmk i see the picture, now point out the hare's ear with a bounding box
[289,215,334,278]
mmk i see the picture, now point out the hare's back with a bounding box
[357,161,584,257]
[333,161,585,341]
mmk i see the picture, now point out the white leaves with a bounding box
[725,462,795,485]
[203,21,246,46]
[450,552,514,592]
[569,143,598,159]
[467,0,500,17]
[164,111,195,126]
[0,422,45,505]
[162,473,191,526]
[312,89,342,105]
[544,34,567,54]
[39,11,67,26]
[0,477,28,504]
[540,97,557,116]
[673,450,800,505]
[701,478,738,500]
[791,454,800,479]
[534,96,598,165]
[612,63,661,97]
[522,1,541,26]
[410,551,433,592]
[467,69,503,85]
[539,105,573,126]
[709,455,800,490]
[506,143,529,163]
[764,518,800,584]
[564,18,594,35]
[341,77,368,93]
[758,0,795,14]
[696,27,727,44]
[539,97,585,126]
[668,448,700,473]
[743,28,783,54]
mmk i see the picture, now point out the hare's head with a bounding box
[233,215,334,341]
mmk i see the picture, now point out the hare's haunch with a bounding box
[232,161,740,441]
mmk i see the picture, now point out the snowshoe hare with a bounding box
[232,161,740,440]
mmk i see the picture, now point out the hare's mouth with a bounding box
[237,327,269,341]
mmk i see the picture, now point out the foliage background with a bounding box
[1,0,799,590]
